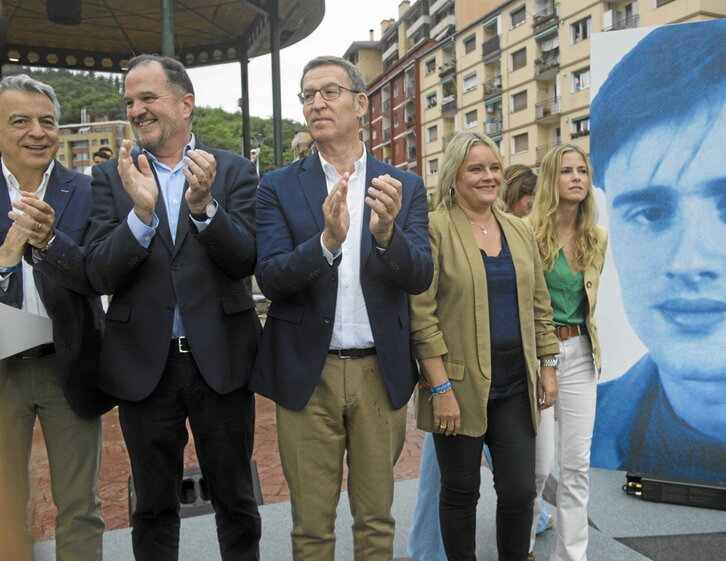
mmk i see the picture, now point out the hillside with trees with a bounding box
[4,66,306,170]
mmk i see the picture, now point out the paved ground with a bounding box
[28,395,425,542]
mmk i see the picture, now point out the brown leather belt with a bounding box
[555,324,587,341]
[12,343,55,359]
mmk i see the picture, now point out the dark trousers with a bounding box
[433,390,535,561]
[119,347,260,561]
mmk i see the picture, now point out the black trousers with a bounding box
[119,347,261,561]
[433,390,535,561]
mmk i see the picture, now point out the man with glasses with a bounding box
[250,55,432,561]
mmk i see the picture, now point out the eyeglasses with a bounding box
[297,84,361,105]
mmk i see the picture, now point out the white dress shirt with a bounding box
[1,157,54,319]
[318,146,375,350]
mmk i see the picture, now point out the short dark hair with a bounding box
[591,19,726,188]
[126,54,195,97]
[97,146,113,157]
[300,55,366,94]
[93,150,111,161]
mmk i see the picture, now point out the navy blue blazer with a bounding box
[83,144,261,401]
[0,161,114,417]
[250,152,433,411]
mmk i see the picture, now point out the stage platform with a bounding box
[33,468,726,561]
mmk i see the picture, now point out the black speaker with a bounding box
[47,0,82,26]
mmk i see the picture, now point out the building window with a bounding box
[426,92,438,108]
[656,0,674,6]
[428,158,439,175]
[372,128,378,140]
[512,132,529,154]
[571,17,591,44]
[394,113,399,128]
[464,109,478,129]
[572,67,590,91]
[511,90,527,112]
[59,141,65,149]
[427,125,438,143]
[510,6,526,29]
[510,47,526,71]
[463,35,476,55]
[463,72,477,93]
[58,154,65,161]
[571,116,590,138]
[425,58,436,75]
[101,138,109,145]
[393,84,399,97]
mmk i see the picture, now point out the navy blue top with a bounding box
[482,234,527,399]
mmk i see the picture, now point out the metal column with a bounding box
[161,0,175,57]
[269,0,283,168]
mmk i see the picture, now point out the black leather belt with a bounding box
[328,347,377,359]
[170,337,192,353]
[12,343,55,359]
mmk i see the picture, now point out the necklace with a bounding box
[470,218,493,236]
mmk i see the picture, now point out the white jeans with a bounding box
[529,335,597,561]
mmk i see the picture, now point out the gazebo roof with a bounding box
[1,0,325,72]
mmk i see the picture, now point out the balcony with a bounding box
[383,127,391,141]
[482,35,500,58]
[533,4,558,32]
[604,14,639,32]
[535,96,561,122]
[485,117,503,135]
[406,14,431,39]
[536,141,561,163]
[535,50,559,80]
[429,0,453,17]
[431,13,456,40]
[438,59,456,78]
[571,129,590,139]
[382,42,398,62]
[483,75,502,98]
[441,95,456,115]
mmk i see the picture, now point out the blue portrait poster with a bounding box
[589,19,726,483]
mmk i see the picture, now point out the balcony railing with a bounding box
[485,117,503,135]
[535,50,559,77]
[438,59,456,78]
[483,75,502,97]
[604,14,639,32]
[533,4,558,32]
[535,96,561,120]
[536,141,561,163]
[482,35,500,58]
[441,95,457,114]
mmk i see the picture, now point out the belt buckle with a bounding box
[177,337,191,353]
[336,349,354,359]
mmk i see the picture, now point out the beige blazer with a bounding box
[410,204,559,437]
[581,223,608,373]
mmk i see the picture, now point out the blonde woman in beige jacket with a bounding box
[408,132,559,561]
[526,144,608,561]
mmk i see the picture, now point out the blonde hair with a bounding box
[433,131,504,210]
[528,144,602,272]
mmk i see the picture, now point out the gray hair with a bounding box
[0,74,61,121]
[300,55,366,94]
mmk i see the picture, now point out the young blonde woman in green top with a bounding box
[526,144,608,561]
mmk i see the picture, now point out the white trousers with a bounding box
[529,335,597,561]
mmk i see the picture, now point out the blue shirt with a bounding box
[126,134,211,338]
[482,234,527,399]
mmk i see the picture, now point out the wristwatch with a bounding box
[190,199,218,221]
[540,357,559,369]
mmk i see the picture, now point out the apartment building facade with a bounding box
[57,119,132,173]
[418,0,725,195]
